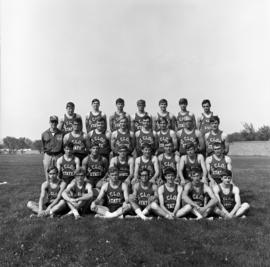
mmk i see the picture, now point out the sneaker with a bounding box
[29,214,37,218]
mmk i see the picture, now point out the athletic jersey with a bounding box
[209,155,228,184]
[176,111,190,131]
[178,129,199,155]
[163,184,178,212]
[137,183,155,209]
[63,113,79,134]
[159,154,178,179]
[183,155,202,180]
[46,182,61,203]
[85,155,107,187]
[106,182,124,211]
[114,157,130,182]
[89,130,111,156]
[138,157,155,178]
[87,111,102,133]
[110,112,129,132]
[218,184,235,212]
[136,130,155,154]
[156,130,173,154]
[67,132,87,156]
[189,182,205,207]
[154,112,173,131]
[115,130,133,152]
[61,156,76,184]
[205,130,224,156]
[70,182,88,198]
[133,112,151,132]
[199,112,213,135]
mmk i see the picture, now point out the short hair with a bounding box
[108,166,119,174]
[158,117,168,124]
[118,145,128,151]
[73,117,82,125]
[159,99,168,105]
[116,98,125,104]
[210,116,220,124]
[90,142,100,149]
[119,116,128,122]
[185,142,195,150]
[202,99,211,107]
[139,168,150,176]
[190,167,202,176]
[92,98,100,104]
[213,142,222,148]
[64,142,74,149]
[164,140,173,146]
[141,143,152,150]
[75,167,86,176]
[97,117,106,123]
[47,166,58,174]
[143,115,151,121]
[179,98,188,105]
[221,169,232,177]
[164,167,176,176]
[137,99,146,106]
[66,102,75,108]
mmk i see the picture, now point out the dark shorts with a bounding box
[107,204,123,213]
[62,176,75,184]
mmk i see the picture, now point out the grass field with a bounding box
[0,155,270,267]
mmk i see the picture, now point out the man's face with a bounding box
[179,103,187,111]
[164,143,173,154]
[92,101,100,111]
[97,121,105,131]
[48,169,58,182]
[140,171,150,183]
[110,171,119,183]
[211,121,219,131]
[90,146,99,156]
[142,118,150,129]
[142,147,151,158]
[75,173,85,184]
[66,106,74,116]
[137,104,145,113]
[50,121,58,130]
[221,176,232,185]
[159,102,167,112]
[119,119,128,129]
[165,173,175,184]
[159,120,167,130]
[202,103,210,113]
[118,149,127,158]
[64,147,73,156]
[73,122,81,131]
[186,147,195,157]
[116,102,124,112]
[213,146,222,156]
[191,172,201,184]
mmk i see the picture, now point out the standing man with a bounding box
[175,98,196,131]
[109,98,131,132]
[87,117,111,161]
[206,142,232,187]
[205,116,229,157]
[58,102,82,134]
[197,99,214,136]
[177,115,205,156]
[42,115,64,180]
[131,99,152,132]
[63,118,88,164]
[85,98,107,133]
[153,99,175,131]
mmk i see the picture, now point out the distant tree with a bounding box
[3,136,18,153]
[240,123,256,141]
[227,132,245,142]
[32,140,43,153]
[256,125,270,141]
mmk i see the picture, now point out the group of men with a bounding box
[27,98,250,220]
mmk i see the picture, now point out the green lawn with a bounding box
[0,155,269,267]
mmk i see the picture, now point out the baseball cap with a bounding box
[137,99,146,106]
[50,115,58,122]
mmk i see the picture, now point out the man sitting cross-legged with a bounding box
[91,167,131,219]
[182,168,218,220]
[128,168,168,220]
[157,167,189,220]
[27,166,66,218]
[213,170,250,219]
[62,167,93,220]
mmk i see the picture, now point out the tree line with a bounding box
[228,123,270,142]
[1,137,42,153]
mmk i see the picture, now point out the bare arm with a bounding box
[202,185,218,211]
[58,118,64,131]
[150,156,160,184]
[178,156,187,185]
[62,182,76,202]
[110,131,118,153]
[63,133,70,145]
[38,182,48,215]
[198,154,208,184]
[133,157,140,183]
[76,184,94,202]
[171,130,178,152]
[125,157,134,184]
[222,133,230,155]
[173,185,183,215]
[122,182,129,203]
[229,186,241,217]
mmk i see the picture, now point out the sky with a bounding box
[1,0,270,140]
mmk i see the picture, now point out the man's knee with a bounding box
[242,202,250,210]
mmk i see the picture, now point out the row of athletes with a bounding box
[42,109,229,181]
[56,98,216,135]
[27,165,249,220]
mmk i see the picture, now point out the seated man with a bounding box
[27,166,66,218]
[128,168,166,220]
[157,167,189,220]
[213,170,250,219]
[182,168,218,220]
[62,168,93,220]
[91,167,130,219]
